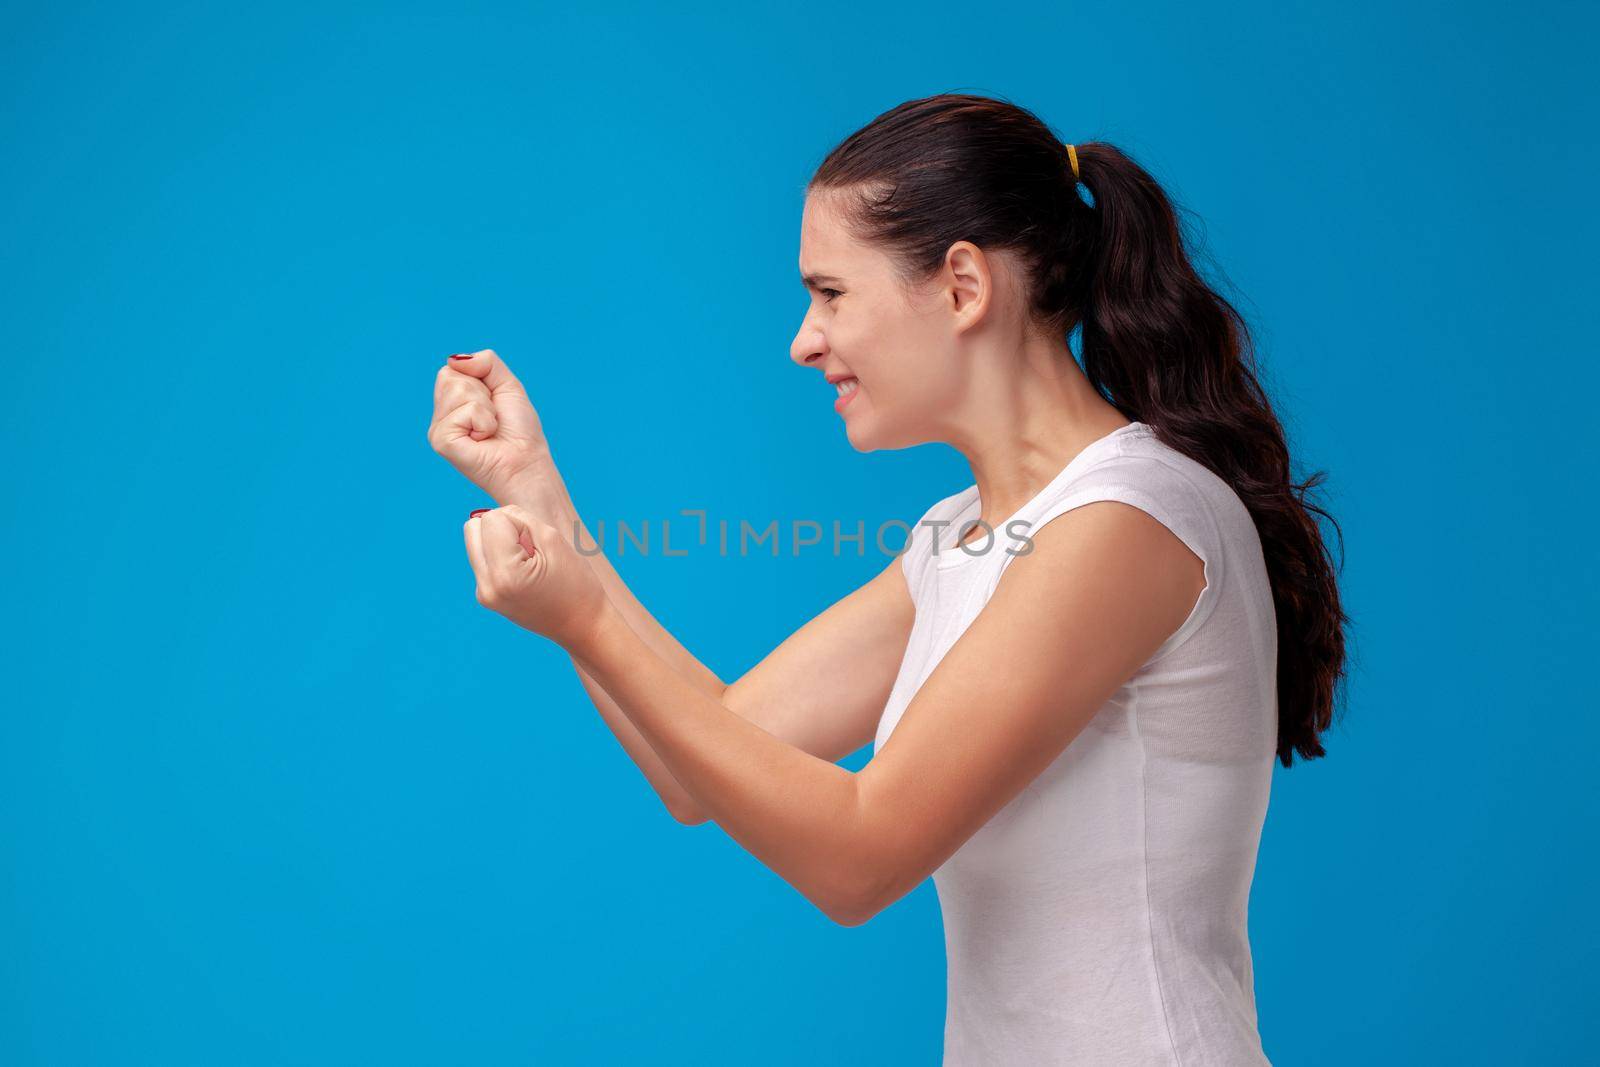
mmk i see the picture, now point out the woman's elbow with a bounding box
[826,897,882,927]
[668,801,711,826]
[824,862,906,927]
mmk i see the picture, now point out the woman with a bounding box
[428,93,1347,1066]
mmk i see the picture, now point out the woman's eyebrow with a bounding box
[801,272,845,290]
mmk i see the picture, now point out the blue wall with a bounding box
[3,2,1594,1063]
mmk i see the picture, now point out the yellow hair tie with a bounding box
[1066,143,1080,181]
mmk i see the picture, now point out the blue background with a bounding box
[3,2,1594,1063]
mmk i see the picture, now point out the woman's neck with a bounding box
[944,335,1130,536]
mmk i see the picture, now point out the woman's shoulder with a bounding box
[1011,429,1238,588]
[1089,425,1223,495]
[1062,426,1254,537]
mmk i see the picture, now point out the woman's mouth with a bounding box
[833,377,859,414]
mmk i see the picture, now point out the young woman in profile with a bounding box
[428,93,1347,1066]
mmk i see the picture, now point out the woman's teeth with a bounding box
[835,378,858,396]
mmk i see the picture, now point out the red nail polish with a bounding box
[449,354,472,361]
[469,508,490,518]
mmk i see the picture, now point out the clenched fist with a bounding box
[463,505,610,650]
[429,349,572,514]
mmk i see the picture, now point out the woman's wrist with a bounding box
[500,455,579,527]
[568,596,627,671]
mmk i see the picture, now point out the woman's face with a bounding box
[790,191,966,451]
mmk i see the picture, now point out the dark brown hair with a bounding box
[810,93,1347,766]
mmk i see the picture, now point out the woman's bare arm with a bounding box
[559,512,914,825]
[670,552,915,824]
[534,500,1204,925]
[428,348,915,825]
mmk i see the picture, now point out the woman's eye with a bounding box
[822,288,842,302]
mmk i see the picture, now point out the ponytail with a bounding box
[1072,142,1347,765]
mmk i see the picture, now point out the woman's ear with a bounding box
[943,240,991,331]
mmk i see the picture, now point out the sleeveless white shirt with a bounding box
[876,421,1277,1066]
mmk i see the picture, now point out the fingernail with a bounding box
[449,354,472,361]
[469,508,490,518]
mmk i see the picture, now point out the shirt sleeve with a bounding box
[996,454,1227,662]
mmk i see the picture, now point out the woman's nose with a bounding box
[790,324,825,368]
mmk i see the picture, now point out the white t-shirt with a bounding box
[875,421,1277,1066]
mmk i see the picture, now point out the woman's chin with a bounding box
[844,408,922,452]
[843,414,875,452]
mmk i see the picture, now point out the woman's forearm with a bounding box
[569,604,874,924]
[507,480,725,823]
[571,514,728,695]
[566,657,711,823]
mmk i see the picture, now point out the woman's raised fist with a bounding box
[428,349,570,511]
[463,504,610,650]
